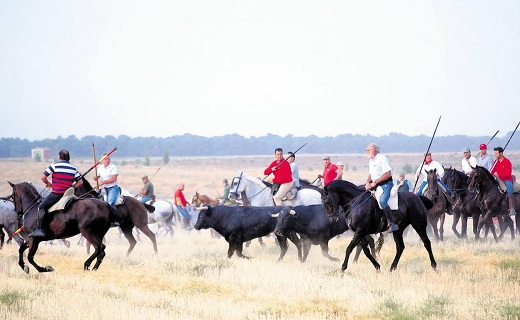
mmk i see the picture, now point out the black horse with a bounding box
[424,169,447,241]
[467,166,516,241]
[322,180,437,272]
[74,177,158,256]
[9,181,111,273]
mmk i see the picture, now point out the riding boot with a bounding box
[508,195,517,216]
[28,209,47,237]
[383,206,399,234]
[109,204,121,227]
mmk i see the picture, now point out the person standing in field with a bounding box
[175,183,192,229]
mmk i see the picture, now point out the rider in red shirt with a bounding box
[490,147,516,216]
[318,155,338,186]
[264,147,293,205]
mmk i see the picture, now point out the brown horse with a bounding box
[75,177,158,256]
[191,191,221,239]
[9,181,111,273]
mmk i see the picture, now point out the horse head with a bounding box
[468,165,495,193]
[191,191,202,207]
[9,181,41,216]
[228,171,245,201]
[425,169,439,198]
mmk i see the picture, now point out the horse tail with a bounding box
[375,233,385,256]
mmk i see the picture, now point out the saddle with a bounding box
[373,185,399,210]
[272,182,298,201]
[48,187,77,213]
[103,193,125,205]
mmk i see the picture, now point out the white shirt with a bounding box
[290,162,300,188]
[461,156,477,175]
[368,153,392,181]
[416,160,444,182]
[97,163,119,188]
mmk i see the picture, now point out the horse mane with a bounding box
[476,165,497,184]
[239,172,270,188]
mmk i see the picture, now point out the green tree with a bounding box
[163,150,170,165]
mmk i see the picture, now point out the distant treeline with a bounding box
[0,132,519,158]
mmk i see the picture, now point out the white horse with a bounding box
[121,189,176,237]
[228,171,322,207]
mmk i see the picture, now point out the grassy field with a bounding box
[1,153,520,319]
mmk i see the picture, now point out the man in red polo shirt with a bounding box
[264,147,293,205]
[318,155,338,187]
[490,147,516,216]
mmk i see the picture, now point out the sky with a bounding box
[1,1,519,141]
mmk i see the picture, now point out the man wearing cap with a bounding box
[476,143,493,171]
[318,155,338,187]
[139,175,155,203]
[461,147,477,176]
[335,161,345,181]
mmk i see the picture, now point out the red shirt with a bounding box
[322,163,338,186]
[264,160,293,184]
[490,157,513,182]
[174,189,188,206]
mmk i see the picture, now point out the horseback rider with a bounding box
[263,147,293,206]
[93,153,122,225]
[490,146,517,216]
[415,152,456,214]
[364,143,398,234]
[29,149,83,237]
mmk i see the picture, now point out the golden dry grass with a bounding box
[1,153,520,319]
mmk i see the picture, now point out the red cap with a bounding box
[479,143,487,150]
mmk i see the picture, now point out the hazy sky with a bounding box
[1,1,519,141]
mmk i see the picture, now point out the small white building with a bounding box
[31,148,52,162]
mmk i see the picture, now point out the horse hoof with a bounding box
[23,265,29,274]
[45,266,54,272]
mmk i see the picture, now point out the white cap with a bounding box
[337,161,344,166]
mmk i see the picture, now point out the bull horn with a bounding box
[194,206,208,211]
[8,181,15,188]
[289,210,296,215]
[270,213,279,218]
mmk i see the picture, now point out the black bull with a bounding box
[194,205,302,260]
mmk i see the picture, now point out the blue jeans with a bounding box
[417,180,452,196]
[105,186,121,205]
[505,180,514,195]
[140,196,152,203]
[379,180,393,209]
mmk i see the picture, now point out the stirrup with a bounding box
[28,228,45,237]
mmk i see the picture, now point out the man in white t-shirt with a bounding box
[461,147,477,176]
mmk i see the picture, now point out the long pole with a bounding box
[262,143,307,181]
[486,130,500,146]
[92,143,99,190]
[413,116,442,191]
[489,120,520,173]
[503,120,520,151]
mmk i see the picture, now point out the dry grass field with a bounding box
[1,152,520,319]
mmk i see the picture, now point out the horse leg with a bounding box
[0,227,4,249]
[18,241,30,273]
[353,244,362,263]
[120,226,138,256]
[461,214,468,238]
[135,224,157,254]
[81,235,104,271]
[439,214,445,242]
[473,213,481,240]
[358,235,380,270]
[320,242,339,261]
[415,227,437,271]
[27,239,53,273]
[451,213,462,238]
[389,231,406,272]
[430,217,440,242]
